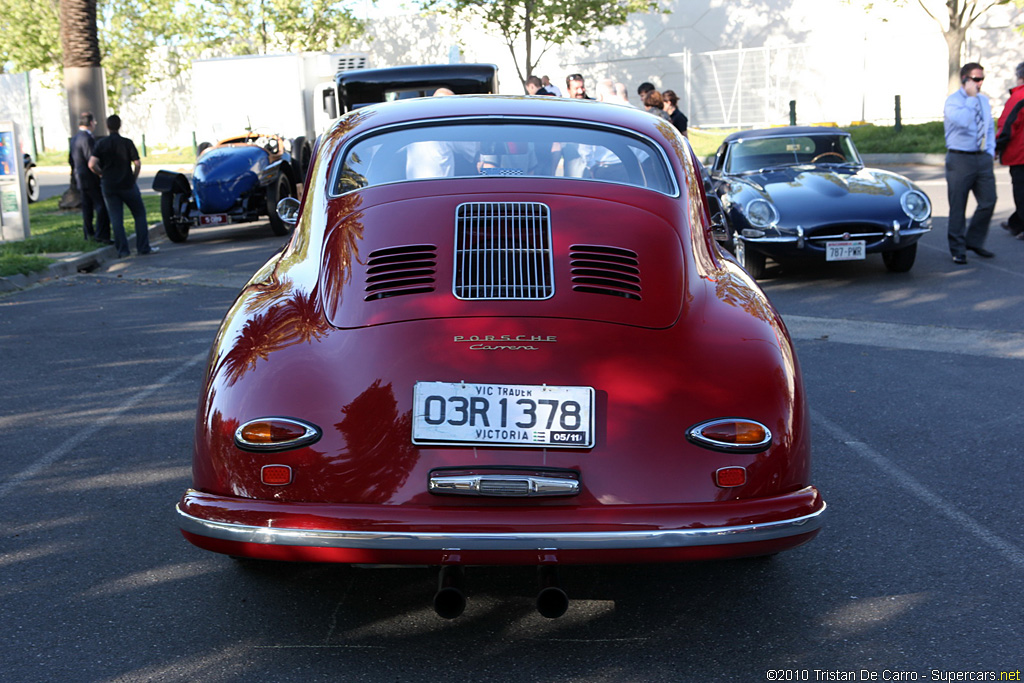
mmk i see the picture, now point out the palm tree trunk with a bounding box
[60,0,108,136]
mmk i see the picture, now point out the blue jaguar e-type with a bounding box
[708,126,932,278]
[152,132,307,242]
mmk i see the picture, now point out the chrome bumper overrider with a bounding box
[176,502,825,550]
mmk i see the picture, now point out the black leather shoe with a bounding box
[967,246,994,258]
[952,254,968,265]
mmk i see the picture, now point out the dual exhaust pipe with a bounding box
[433,565,569,619]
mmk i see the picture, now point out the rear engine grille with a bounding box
[570,245,642,300]
[364,244,437,301]
[453,202,554,300]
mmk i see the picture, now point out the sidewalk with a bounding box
[0,221,167,293]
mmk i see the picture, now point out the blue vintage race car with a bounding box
[708,126,932,278]
[152,132,308,242]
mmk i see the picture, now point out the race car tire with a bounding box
[267,171,297,236]
[161,192,191,243]
[197,141,212,158]
[25,167,39,203]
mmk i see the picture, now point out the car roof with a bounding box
[329,94,682,141]
[723,126,849,143]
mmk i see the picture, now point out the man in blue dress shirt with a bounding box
[944,62,997,264]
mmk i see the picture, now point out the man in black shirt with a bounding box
[88,115,156,257]
[69,112,110,243]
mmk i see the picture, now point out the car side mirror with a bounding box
[276,197,300,227]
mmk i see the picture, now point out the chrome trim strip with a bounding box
[177,501,825,550]
[428,474,580,497]
[742,228,929,244]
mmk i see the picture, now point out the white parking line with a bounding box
[812,409,1024,569]
[0,350,208,499]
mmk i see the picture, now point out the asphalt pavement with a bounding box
[1,163,1022,682]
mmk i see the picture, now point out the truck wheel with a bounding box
[292,136,312,177]
[267,172,297,236]
[161,192,190,242]
[882,243,917,273]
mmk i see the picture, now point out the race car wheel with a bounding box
[267,172,297,236]
[161,192,191,243]
[735,237,766,279]
[882,243,917,273]
[25,167,39,203]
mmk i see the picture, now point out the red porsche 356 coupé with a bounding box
[176,94,825,618]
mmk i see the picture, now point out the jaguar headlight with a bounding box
[745,198,779,228]
[900,190,931,222]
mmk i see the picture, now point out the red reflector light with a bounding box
[715,467,746,487]
[262,465,293,486]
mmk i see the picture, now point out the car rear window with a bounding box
[333,121,676,195]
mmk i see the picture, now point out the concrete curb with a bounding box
[0,221,167,293]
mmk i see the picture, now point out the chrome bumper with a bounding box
[176,502,825,551]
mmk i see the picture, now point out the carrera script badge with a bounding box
[454,334,557,351]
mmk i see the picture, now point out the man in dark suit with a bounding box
[88,114,156,258]
[69,112,111,243]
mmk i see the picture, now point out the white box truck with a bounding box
[190,51,369,165]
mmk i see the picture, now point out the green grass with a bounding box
[846,121,946,154]
[34,145,195,167]
[1,194,161,278]
[689,121,947,157]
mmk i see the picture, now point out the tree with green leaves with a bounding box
[200,0,367,55]
[0,0,367,110]
[426,0,665,90]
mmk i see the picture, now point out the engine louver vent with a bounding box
[454,202,554,300]
[570,245,642,300]
[364,245,437,301]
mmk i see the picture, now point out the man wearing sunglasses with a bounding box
[944,62,997,264]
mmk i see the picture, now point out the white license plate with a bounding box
[412,382,595,449]
[826,240,866,261]
[200,214,228,226]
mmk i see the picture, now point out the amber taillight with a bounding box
[686,418,772,453]
[234,417,322,452]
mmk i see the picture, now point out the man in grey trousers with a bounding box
[943,61,997,264]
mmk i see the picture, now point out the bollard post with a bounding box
[894,95,902,133]
[141,133,147,158]
[789,100,797,126]
[192,131,197,157]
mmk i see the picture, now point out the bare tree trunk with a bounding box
[945,26,968,94]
